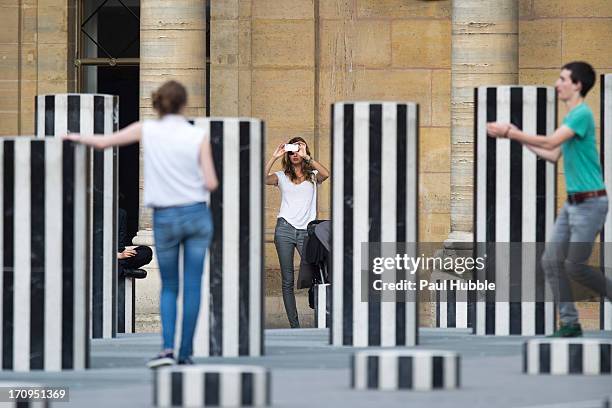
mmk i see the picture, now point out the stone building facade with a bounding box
[1,0,611,329]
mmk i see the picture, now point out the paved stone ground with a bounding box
[0,328,610,407]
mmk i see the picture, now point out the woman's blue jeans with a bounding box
[153,202,213,359]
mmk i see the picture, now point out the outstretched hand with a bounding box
[272,143,286,159]
[486,122,515,138]
[62,133,82,142]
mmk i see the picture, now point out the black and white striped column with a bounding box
[523,339,612,375]
[331,102,419,347]
[314,283,331,329]
[154,365,271,407]
[474,86,557,336]
[117,277,135,334]
[435,280,471,329]
[191,117,264,357]
[36,94,119,339]
[1,138,90,371]
[601,74,612,331]
[0,383,52,407]
[0,400,50,407]
[517,399,610,408]
[351,350,460,390]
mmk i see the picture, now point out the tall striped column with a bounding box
[435,280,471,329]
[1,138,90,371]
[190,117,264,357]
[331,102,419,347]
[601,74,612,331]
[35,94,119,339]
[117,277,135,334]
[474,86,557,335]
[314,283,331,329]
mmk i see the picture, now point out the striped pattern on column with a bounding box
[0,383,51,407]
[518,399,610,408]
[117,277,135,334]
[191,117,264,357]
[474,86,557,336]
[523,339,612,375]
[314,283,331,328]
[1,138,90,371]
[36,94,119,339]
[331,102,419,347]
[601,74,612,331]
[154,365,271,407]
[351,350,460,390]
[435,280,471,329]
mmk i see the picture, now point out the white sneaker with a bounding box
[147,351,175,369]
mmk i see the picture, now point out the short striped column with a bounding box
[1,138,90,371]
[600,74,612,331]
[351,350,460,390]
[191,118,264,357]
[117,277,135,334]
[474,86,557,336]
[36,94,119,339]
[154,365,271,407]
[314,283,331,329]
[331,102,419,347]
[435,280,471,329]
[518,399,610,408]
[0,383,52,407]
[523,338,612,375]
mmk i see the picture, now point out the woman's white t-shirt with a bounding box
[275,170,318,230]
[142,115,210,208]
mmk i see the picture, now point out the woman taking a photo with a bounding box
[65,80,218,366]
[265,137,330,328]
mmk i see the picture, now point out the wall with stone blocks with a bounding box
[519,0,612,329]
[3,0,611,329]
[210,0,452,327]
[0,0,76,136]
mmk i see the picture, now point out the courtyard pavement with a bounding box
[0,328,610,407]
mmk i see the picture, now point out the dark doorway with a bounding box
[94,2,140,241]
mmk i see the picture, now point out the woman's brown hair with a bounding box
[151,80,187,117]
[281,136,316,184]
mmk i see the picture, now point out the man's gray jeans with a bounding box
[274,217,307,328]
[541,196,611,325]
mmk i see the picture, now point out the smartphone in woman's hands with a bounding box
[284,143,299,152]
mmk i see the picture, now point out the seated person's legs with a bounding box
[117,207,152,278]
[118,246,153,279]
[128,245,153,268]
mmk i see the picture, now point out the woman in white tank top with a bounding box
[264,136,330,328]
[65,81,218,366]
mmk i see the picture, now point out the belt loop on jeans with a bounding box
[567,189,606,204]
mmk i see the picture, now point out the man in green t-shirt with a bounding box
[487,61,611,337]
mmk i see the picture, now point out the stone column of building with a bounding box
[449,0,518,242]
[0,1,76,135]
[133,0,207,329]
[209,1,252,117]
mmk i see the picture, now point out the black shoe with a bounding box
[548,323,583,338]
[177,357,194,365]
[124,268,147,279]
[147,350,175,369]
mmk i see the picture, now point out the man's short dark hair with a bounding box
[562,61,596,97]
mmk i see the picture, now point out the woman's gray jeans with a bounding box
[274,217,307,328]
[541,196,611,325]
